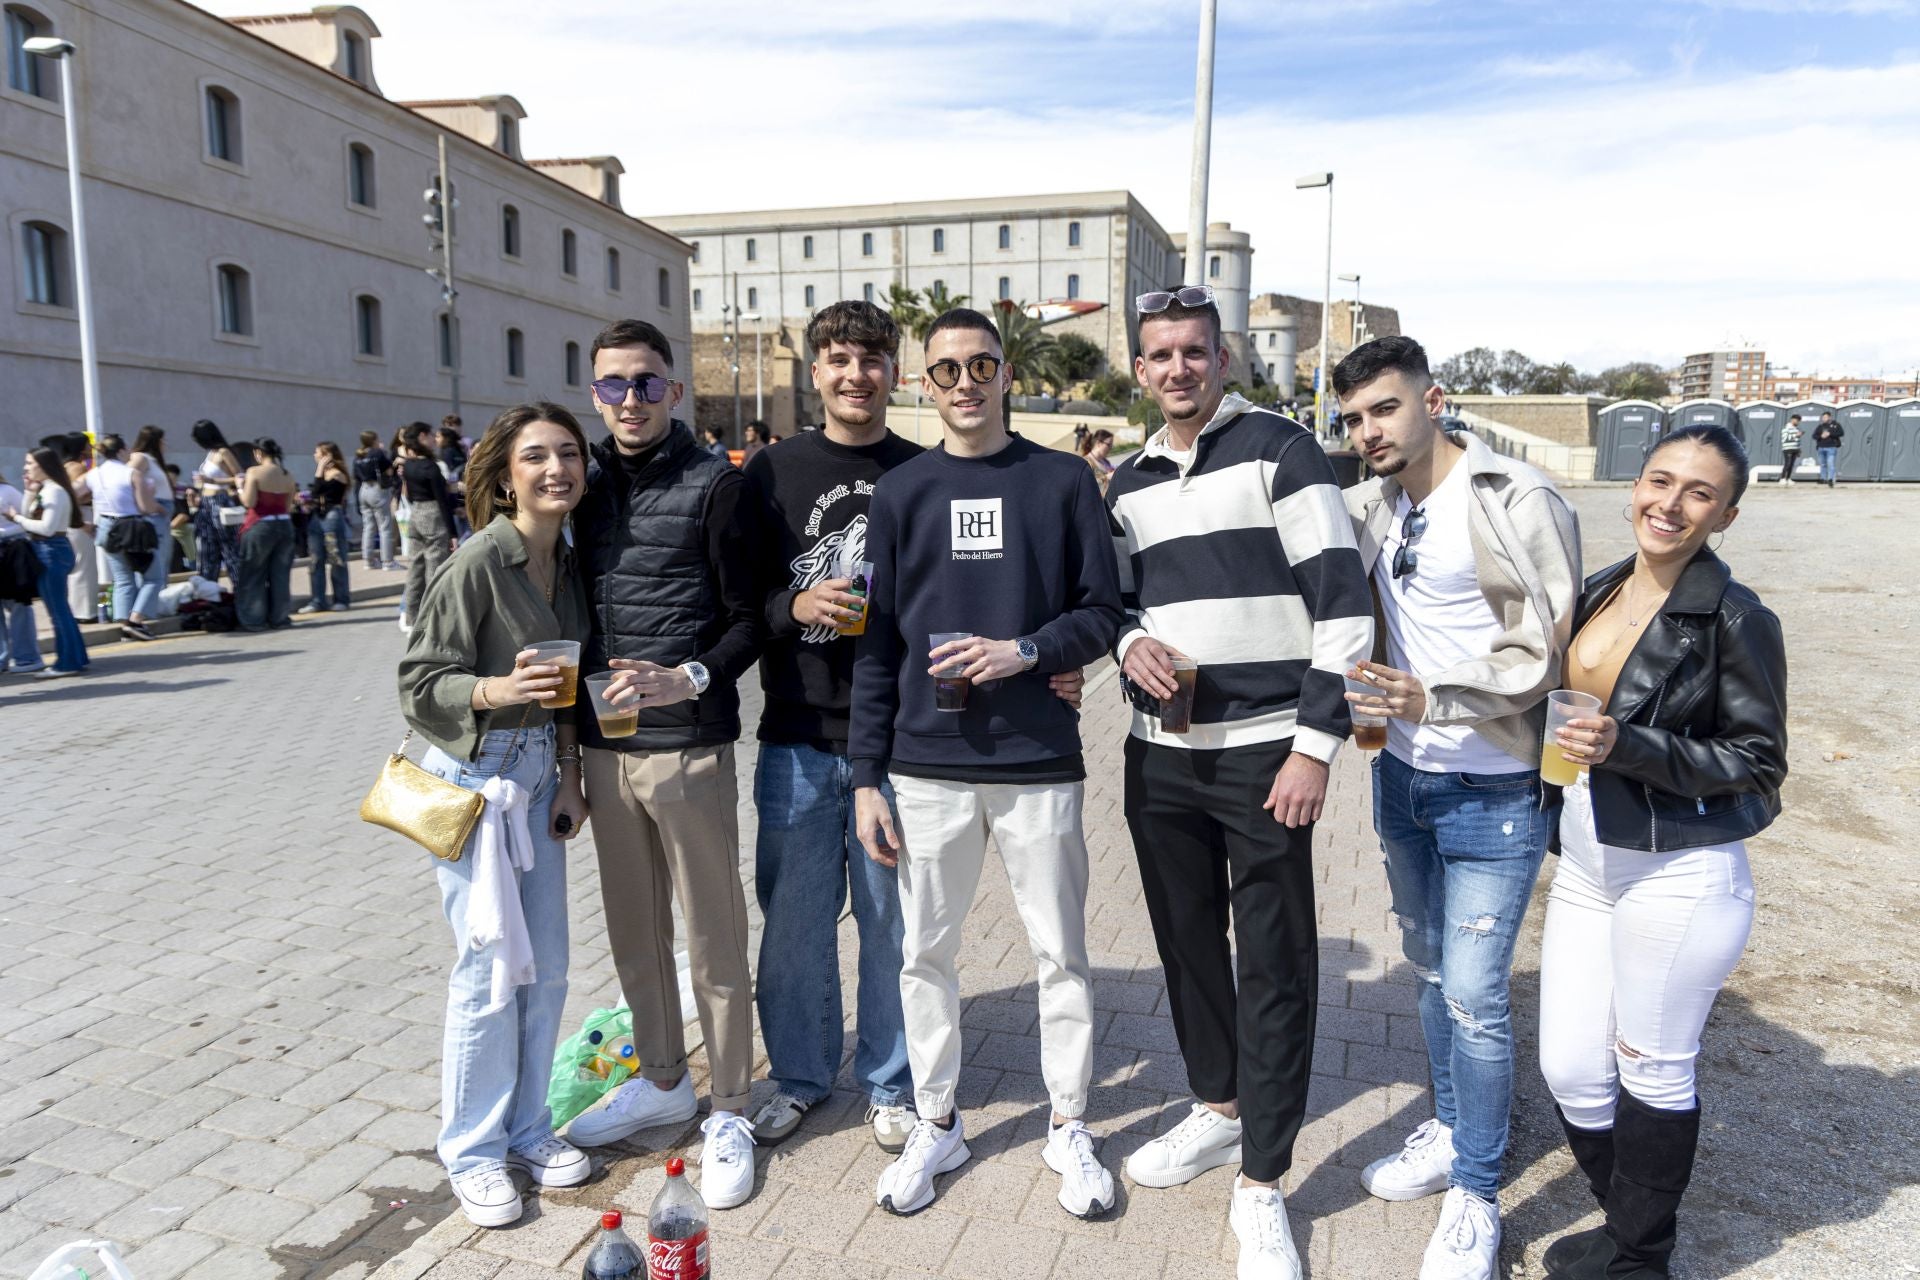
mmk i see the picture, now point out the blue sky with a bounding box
[202,0,1920,375]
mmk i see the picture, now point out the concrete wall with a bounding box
[1447,395,1604,447]
[2,0,692,460]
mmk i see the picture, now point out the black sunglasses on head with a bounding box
[926,354,1002,390]
[1392,506,1428,579]
[591,374,672,407]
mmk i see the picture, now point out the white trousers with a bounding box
[890,774,1094,1121]
[1538,780,1755,1130]
[68,525,99,620]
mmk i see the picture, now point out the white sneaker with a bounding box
[1230,1176,1303,1280]
[1419,1186,1500,1280]
[566,1073,699,1147]
[1125,1101,1243,1188]
[1361,1118,1455,1201]
[450,1164,522,1228]
[874,1114,970,1216]
[506,1134,590,1187]
[1043,1119,1115,1219]
[867,1102,913,1153]
[698,1111,757,1209]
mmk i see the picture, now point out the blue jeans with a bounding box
[753,743,911,1106]
[1373,750,1548,1200]
[235,519,296,630]
[94,513,170,621]
[1817,446,1839,484]
[306,507,352,607]
[421,724,571,1177]
[31,536,87,673]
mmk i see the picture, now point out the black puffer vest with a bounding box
[576,422,739,750]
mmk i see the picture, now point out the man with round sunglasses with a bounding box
[849,307,1122,1220]
[1337,336,1580,1280]
[1109,284,1373,1280]
[564,318,768,1212]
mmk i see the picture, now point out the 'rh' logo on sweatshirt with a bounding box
[950,498,1004,557]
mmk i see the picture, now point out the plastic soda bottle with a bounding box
[582,1210,643,1279]
[646,1157,710,1279]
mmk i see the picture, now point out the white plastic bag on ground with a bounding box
[27,1240,136,1280]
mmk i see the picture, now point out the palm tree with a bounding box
[910,284,969,342]
[886,283,928,341]
[990,301,1067,398]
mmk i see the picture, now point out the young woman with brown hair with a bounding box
[302,440,354,613]
[4,449,90,677]
[396,402,595,1229]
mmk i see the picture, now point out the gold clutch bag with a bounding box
[360,731,484,861]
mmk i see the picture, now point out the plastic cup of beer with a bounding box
[1159,655,1200,733]
[839,559,875,637]
[1541,689,1603,786]
[585,672,637,738]
[929,632,971,713]
[520,640,581,710]
[1347,675,1389,751]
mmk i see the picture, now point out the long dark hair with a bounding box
[28,448,83,529]
[464,402,590,530]
[1644,424,1750,507]
[132,425,167,472]
[190,419,227,450]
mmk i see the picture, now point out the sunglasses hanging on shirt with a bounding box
[1392,506,1428,579]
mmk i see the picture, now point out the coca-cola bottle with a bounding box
[582,1210,642,1279]
[646,1157,710,1280]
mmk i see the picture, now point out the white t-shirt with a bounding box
[1373,461,1529,774]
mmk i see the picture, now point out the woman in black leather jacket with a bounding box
[1534,425,1787,1280]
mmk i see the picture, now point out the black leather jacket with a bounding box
[1573,549,1787,852]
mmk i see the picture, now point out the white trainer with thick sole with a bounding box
[566,1073,698,1147]
[1418,1186,1500,1280]
[1229,1176,1303,1280]
[874,1114,970,1216]
[1361,1118,1455,1202]
[1043,1119,1116,1219]
[1125,1100,1243,1188]
[506,1134,591,1187]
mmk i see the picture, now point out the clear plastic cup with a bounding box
[585,671,637,738]
[929,632,971,712]
[1346,674,1388,751]
[520,640,581,709]
[1541,689,1604,786]
[1159,656,1200,733]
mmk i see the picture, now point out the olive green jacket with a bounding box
[398,516,590,760]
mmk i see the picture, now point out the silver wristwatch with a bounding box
[1016,638,1040,673]
[680,661,711,694]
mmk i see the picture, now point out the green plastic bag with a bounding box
[548,1006,637,1128]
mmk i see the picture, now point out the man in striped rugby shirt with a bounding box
[1107,285,1374,1280]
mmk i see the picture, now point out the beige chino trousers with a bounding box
[584,742,754,1113]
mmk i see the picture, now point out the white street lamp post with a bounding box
[25,37,103,438]
[1182,0,1219,288]
[1296,172,1334,431]
[740,312,764,421]
[1339,272,1362,349]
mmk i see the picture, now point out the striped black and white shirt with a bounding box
[1108,394,1374,760]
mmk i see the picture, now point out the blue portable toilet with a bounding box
[1880,400,1920,481]
[1828,400,1886,482]
[1736,401,1786,470]
[1595,401,1664,480]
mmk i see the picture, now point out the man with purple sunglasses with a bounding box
[563,318,769,1213]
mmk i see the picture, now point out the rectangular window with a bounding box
[997,223,1010,250]
[805,284,815,308]
[608,248,622,291]
[657,265,671,309]
[22,222,60,306]
[1068,220,1081,247]
[1067,273,1079,299]
[1209,254,1221,278]
[498,113,516,156]
[747,285,758,309]
[216,265,251,335]
[566,342,581,386]
[933,227,945,253]
[803,234,814,259]
[506,327,525,378]
[205,88,239,163]
[998,276,1010,300]
[863,282,874,303]
[745,237,757,262]
[438,313,455,368]
[861,231,873,257]
[355,295,381,357]
[693,287,703,311]
[348,144,375,207]
[691,241,700,264]
[7,10,45,97]
[562,229,577,276]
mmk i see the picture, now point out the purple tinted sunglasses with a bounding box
[592,374,672,407]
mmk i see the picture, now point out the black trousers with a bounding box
[1123,735,1319,1182]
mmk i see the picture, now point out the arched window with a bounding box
[745,237,757,262]
[561,228,577,276]
[863,282,874,303]
[497,113,516,157]
[1067,273,1080,300]
[501,204,520,257]
[746,286,758,309]
[606,247,621,292]
[341,30,366,83]
[804,284,815,309]
[932,279,944,297]
[204,86,241,163]
[215,264,252,335]
[657,266,671,309]
[1208,254,1221,278]
[1068,220,1081,247]
[506,327,525,379]
[5,6,57,100]
[436,312,457,369]
[354,294,381,357]
[861,232,874,257]
[933,227,945,254]
[565,341,581,387]
[693,288,703,311]
[997,276,1010,300]
[997,224,1010,250]
[20,219,68,307]
[802,234,813,259]
[347,143,375,207]
[602,171,619,205]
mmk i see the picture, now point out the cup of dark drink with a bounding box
[1158,655,1200,733]
[1347,674,1388,751]
[929,632,971,713]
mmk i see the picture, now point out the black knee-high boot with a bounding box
[1602,1092,1701,1278]
[1544,1106,1616,1276]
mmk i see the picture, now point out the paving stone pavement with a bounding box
[2,485,1911,1278]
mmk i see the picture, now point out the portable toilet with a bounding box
[1735,401,1786,469]
[1669,399,1738,434]
[1781,401,1836,479]
[1829,400,1886,482]
[1595,400,1664,480]
[1880,400,1920,481]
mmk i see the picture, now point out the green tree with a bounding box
[1085,369,1137,414]
[991,301,1067,397]
[1599,362,1673,401]
[909,283,970,342]
[886,283,929,342]
[1436,347,1498,394]
[1525,361,1582,395]
[1492,349,1539,395]
[1053,333,1105,386]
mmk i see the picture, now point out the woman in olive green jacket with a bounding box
[397,402,595,1228]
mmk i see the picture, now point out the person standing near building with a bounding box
[302,441,354,613]
[5,449,89,677]
[356,429,400,569]
[1778,414,1803,486]
[1109,286,1373,1280]
[850,307,1123,1220]
[562,319,767,1212]
[399,434,457,633]
[0,465,46,674]
[1812,411,1844,487]
[1337,336,1581,1280]
[189,420,244,587]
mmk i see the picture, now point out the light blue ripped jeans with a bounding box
[1372,749,1548,1201]
[421,724,571,1177]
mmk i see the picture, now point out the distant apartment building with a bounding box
[2,1,691,460]
[1678,349,1767,402]
[1762,369,1920,403]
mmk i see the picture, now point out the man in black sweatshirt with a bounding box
[850,307,1122,1221]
